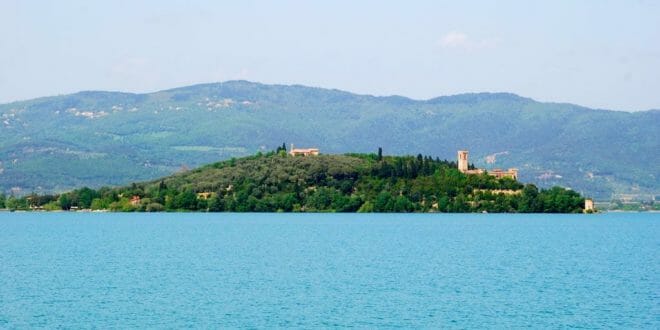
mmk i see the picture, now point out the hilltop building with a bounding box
[289,144,319,157]
[458,150,484,175]
[489,168,519,180]
[457,150,518,180]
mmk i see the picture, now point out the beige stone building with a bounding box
[289,144,320,156]
[584,198,595,213]
[457,150,518,180]
[197,192,213,200]
[130,195,141,206]
[489,168,519,180]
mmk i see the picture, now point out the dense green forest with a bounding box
[3,150,586,213]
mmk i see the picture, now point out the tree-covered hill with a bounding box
[0,81,657,199]
[4,152,585,213]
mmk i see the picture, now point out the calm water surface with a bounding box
[0,212,658,328]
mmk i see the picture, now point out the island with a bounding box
[2,148,588,213]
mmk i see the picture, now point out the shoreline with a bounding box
[5,208,655,214]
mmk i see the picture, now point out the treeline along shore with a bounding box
[1,150,586,213]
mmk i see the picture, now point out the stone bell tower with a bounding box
[458,150,469,173]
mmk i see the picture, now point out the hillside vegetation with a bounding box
[0,81,657,199]
[4,152,585,213]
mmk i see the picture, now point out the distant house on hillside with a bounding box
[289,144,319,157]
[197,192,213,200]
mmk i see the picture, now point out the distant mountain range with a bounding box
[1,81,658,199]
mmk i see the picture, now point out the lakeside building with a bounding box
[289,144,319,157]
[458,150,518,180]
[584,198,595,213]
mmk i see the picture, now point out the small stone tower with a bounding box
[458,150,469,173]
[584,198,595,213]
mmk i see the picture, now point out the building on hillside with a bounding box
[130,195,141,206]
[489,168,519,180]
[458,150,485,175]
[197,192,213,200]
[289,144,319,156]
[457,150,518,180]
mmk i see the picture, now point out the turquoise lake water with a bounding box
[0,212,658,328]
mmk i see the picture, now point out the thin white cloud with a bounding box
[440,31,469,48]
[439,31,498,50]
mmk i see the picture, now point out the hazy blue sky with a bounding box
[1,0,659,110]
